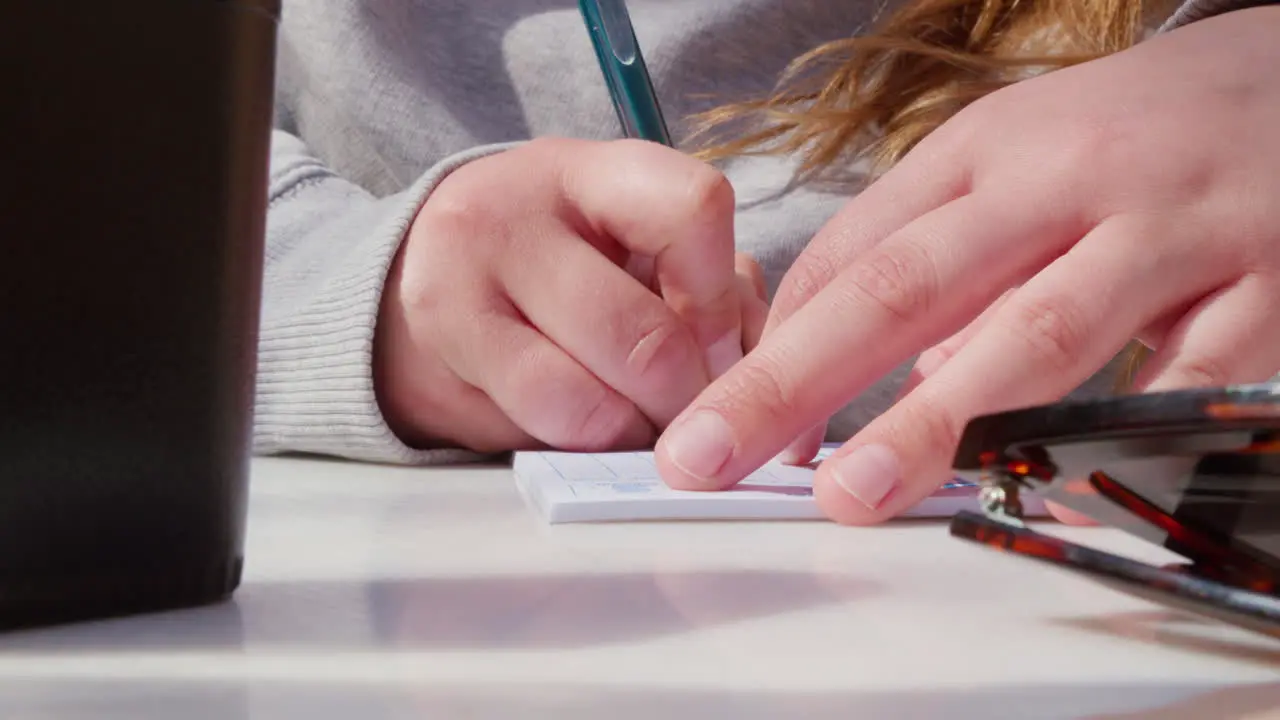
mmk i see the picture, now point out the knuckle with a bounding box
[625,315,698,383]
[924,403,967,457]
[393,245,464,322]
[722,350,803,425]
[843,244,940,324]
[513,355,617,450]
[893,392,967,461]
[932,338,965,365]
[1045,120,1137,191]
[682,164,736,219]
[940,97,994,149]
[777,252,840,317]
[1051,127,1108,179]
[485,334,646,452]
[1046,117,1214,209]
[1001,295,1089,375]
[422,178,490,237]
[924,92,1004,170]
[401,222,492,317]
[397,271,449,320]
[734,250,762,274]
[1167,353,1231,388]
[557,388,636,451]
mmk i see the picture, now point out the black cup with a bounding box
[0,0,279,628]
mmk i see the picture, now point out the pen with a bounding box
[579,0,673,146]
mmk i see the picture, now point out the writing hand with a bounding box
[377,137,762,452]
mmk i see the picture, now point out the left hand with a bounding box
[653,6,1280,524]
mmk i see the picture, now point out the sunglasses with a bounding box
[948,383,1280,640]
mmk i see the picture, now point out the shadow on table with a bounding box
[0,568,874,652]
[1080,681,1280,719]
[1050,611,1280,668]
[0,678,1277,720]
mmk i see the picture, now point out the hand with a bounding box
[375,137,768,453]
[653,7,1280,523]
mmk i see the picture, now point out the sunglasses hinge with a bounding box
[978,469,1030,528]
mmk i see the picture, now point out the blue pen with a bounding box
[579,0,672,146]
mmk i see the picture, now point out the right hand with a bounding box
[374,137,768,453]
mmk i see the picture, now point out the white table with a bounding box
[1,455,1279,719]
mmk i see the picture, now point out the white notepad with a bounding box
[513,445,1047,524]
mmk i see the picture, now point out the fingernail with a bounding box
[705,330,743,379]
[829,444,901,510]
[775,448,804,466]
[776,425,824,466]
[664,409,734,484]
[776,443,811,466]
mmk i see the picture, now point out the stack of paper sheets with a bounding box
[513,445,1047,524]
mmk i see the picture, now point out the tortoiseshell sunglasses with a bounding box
[949,384,1280,639]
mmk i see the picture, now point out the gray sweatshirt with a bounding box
[256,0,1262,465]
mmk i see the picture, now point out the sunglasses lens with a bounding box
[1034,431,1280,580]
[1178,450,1280,559]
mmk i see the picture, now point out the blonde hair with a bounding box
[690,0,1172,386]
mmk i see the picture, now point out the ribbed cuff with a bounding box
[253,142,521,465]
[1159,0,1274,31]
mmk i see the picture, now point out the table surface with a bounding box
[1,455,1279,719]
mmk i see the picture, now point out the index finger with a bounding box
[555,138,743,378]
[760,123,972,463]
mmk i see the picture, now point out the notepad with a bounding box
[513,445,1048,524]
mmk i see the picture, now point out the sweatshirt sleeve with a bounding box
[253,129,519,465]
[1160,0,1276,30]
